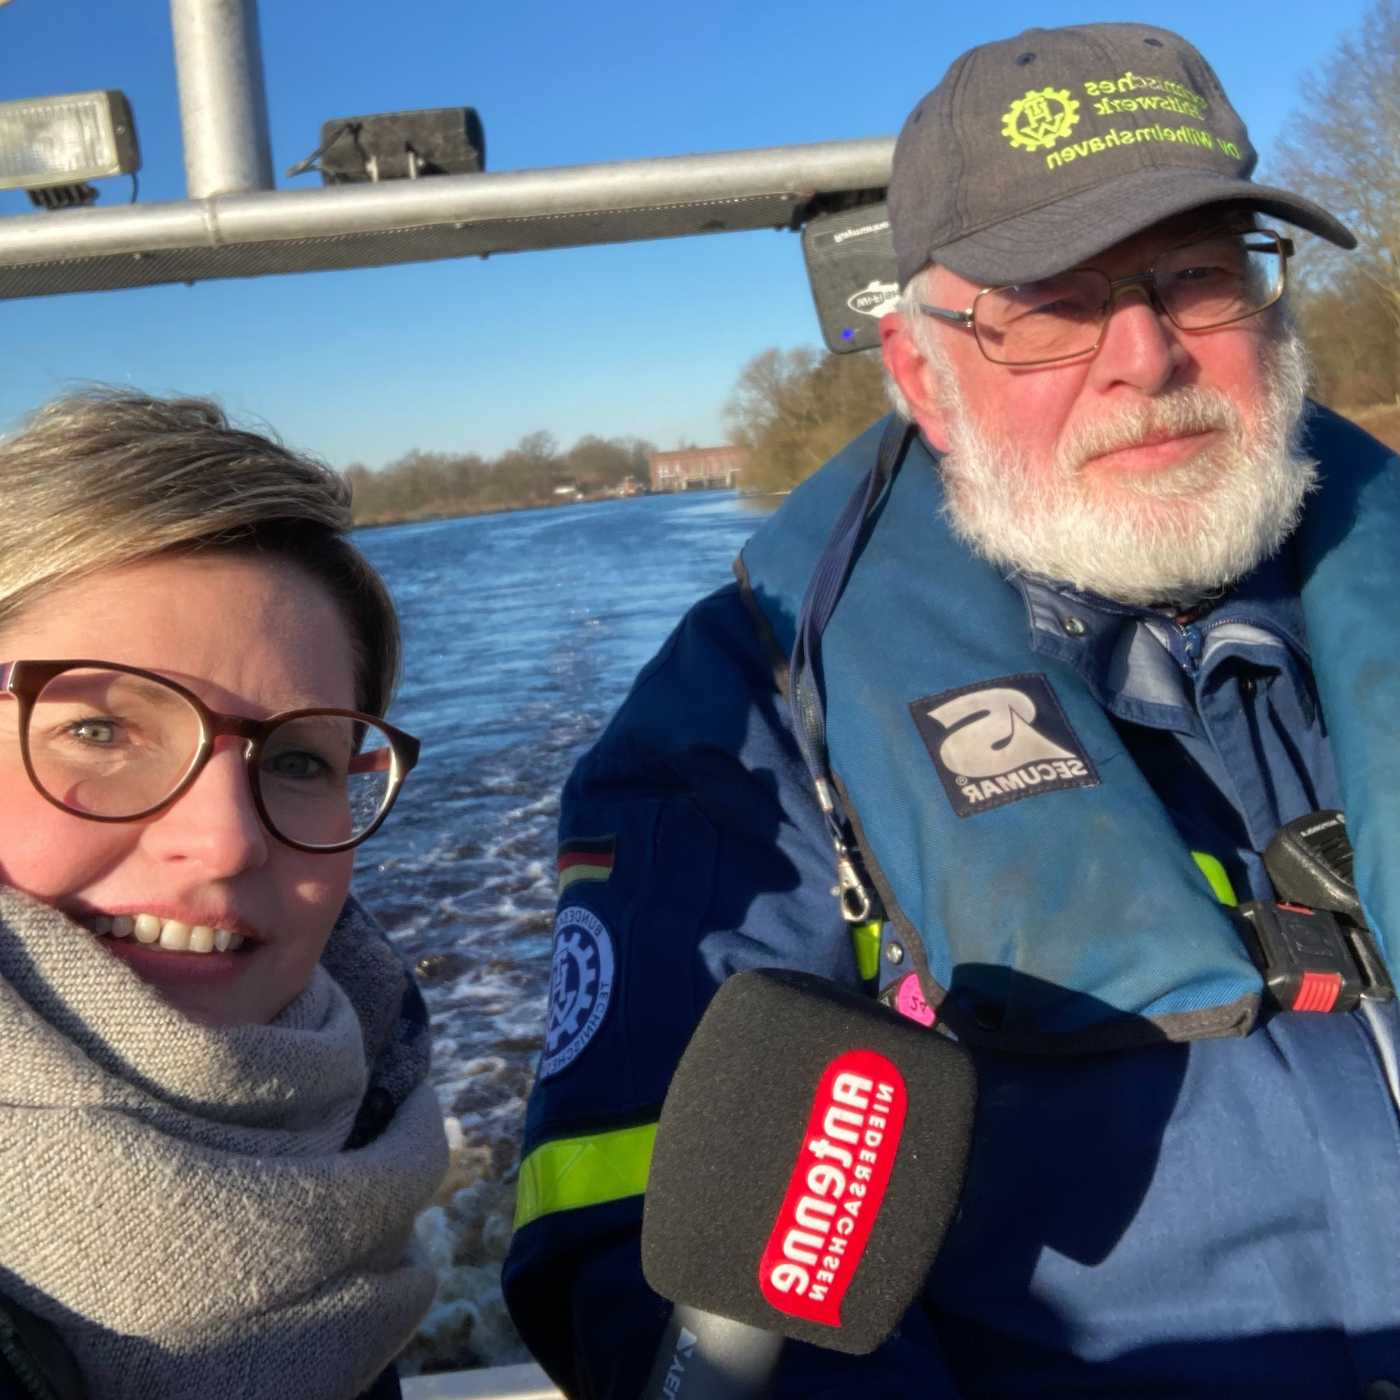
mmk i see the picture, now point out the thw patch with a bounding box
[540,905,615,1079]
[910,673,1099,817]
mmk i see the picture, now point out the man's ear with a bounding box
[880,312,951,452]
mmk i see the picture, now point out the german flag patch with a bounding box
[557,836,616,896]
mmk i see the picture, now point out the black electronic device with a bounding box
[315,107,485,184]
[1263,809,1365,925]
[1237,810,1393,1014]
[801,201,899,354]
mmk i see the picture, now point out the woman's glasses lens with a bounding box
[26,667,398,849]
[28,667,203,818]
[259,714,396,848]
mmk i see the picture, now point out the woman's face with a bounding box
[0,553,360,1026]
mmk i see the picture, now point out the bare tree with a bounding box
[1292,261,1400,408]
[1272,0,1400,400]
[725,347,887,494]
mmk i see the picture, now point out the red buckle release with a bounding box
[1292,970,1343,1014]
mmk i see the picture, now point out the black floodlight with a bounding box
[0,90,139,194]
[312,108,485,185]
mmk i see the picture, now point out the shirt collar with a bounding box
[1012,544,1312,728]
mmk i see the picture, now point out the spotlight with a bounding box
[0,90,140,204]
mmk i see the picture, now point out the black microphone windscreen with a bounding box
[641,968,976,1355]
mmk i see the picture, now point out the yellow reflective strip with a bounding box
[1192,851,1238,907]
[851,918,883,981]
[513,1121,657,1231]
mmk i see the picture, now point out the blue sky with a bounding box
[0,0,1371,470]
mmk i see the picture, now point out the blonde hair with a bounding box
[0,388,400,716]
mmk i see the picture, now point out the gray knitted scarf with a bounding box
[0,887,448,1400]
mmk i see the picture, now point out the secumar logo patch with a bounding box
[541,905,615,1079]
[910,673,1099,817]
[1002,87,1081,151]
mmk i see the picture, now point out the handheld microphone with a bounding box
[639,968,976,1397]
[1263,809,1364,924]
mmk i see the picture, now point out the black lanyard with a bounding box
[788,417,917,921]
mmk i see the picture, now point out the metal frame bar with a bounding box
[0,0,891,297]
[0,138,892,265]
[169,0,274,197]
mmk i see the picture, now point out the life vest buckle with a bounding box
[1237,900,1394,1014]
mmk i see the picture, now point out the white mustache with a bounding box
[1054,390,1239,474]
[936,325,1317,605]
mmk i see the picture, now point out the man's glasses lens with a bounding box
[1156,232,1285,329]
[24,666,399,849]
[975,272,1107,364]
[973,232,1287,365]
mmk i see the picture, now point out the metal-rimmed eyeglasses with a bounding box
[919,230,1294,367]
[0,659,420,854]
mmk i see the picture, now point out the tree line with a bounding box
[346,431,654,525]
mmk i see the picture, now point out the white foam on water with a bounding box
[351,492,768,1371]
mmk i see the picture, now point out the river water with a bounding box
[351,489,772,1372]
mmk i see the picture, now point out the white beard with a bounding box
[934,329,1317,606]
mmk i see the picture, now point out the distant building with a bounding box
[648,444,746,492]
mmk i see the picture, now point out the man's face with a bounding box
[882,213,1314,604]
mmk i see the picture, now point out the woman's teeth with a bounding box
[90,914,245,954]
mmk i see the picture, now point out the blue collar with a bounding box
[1015,549,1313,736]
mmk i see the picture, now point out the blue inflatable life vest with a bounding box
[738,407,1400,1050]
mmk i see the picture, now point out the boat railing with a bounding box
[402,1362,563,1399]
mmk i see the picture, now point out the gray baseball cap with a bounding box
[889,22,1356,287]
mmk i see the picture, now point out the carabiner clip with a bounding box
[833,847,873,923]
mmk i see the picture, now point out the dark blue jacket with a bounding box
[504,408,1400,1398]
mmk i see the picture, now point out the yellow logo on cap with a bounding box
[1002,88,1081,152]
